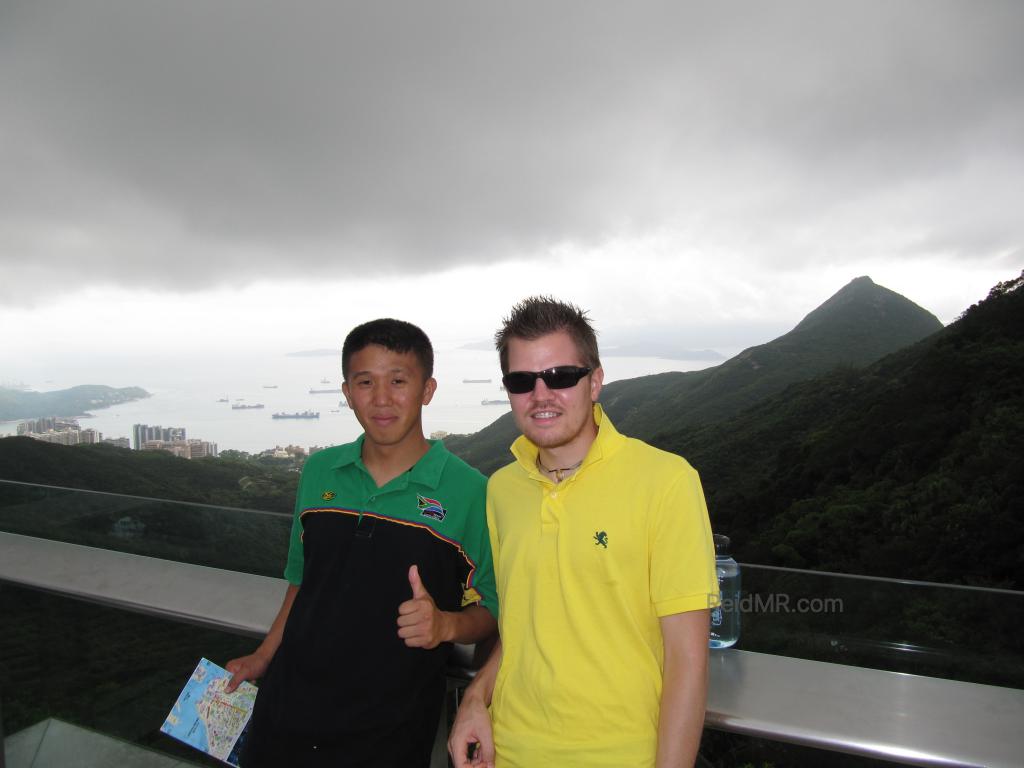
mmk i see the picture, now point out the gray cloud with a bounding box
[1,0,1022,302]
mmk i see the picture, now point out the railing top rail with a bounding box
[743,561,1024,596]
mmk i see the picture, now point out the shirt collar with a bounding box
[510,403,625,481]
[330,435,365,470]
[331,434,449,490]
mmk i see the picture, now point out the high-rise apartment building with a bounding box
[132,424,186,450]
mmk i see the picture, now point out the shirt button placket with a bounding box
[541,487,562,526]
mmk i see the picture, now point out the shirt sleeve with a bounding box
[282,466,308,585]
[649,462,720,616]
[462,472,499,621]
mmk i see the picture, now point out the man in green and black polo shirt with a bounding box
[227,319,498,767]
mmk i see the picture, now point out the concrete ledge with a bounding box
[4,531,1024,767]
[707,648,1024,767]
[0,531,285,637]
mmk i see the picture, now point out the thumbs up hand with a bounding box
[408,563,429,599]
[397,564,452,649]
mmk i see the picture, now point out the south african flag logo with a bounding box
[417,494,446,521]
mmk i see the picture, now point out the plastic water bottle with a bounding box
[709,533,741,648]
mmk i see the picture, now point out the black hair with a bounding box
[495,296,600,374]
[342,318,434,379]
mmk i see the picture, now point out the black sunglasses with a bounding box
[502,366,592,395]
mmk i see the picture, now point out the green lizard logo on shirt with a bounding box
[594,530,609,548]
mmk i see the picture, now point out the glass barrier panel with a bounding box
[0,583,258,766]
[0,479,289,578]
[728,563,1024,688]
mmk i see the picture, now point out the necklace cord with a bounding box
[537,456,583,483]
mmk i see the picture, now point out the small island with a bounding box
[0,385,150,421]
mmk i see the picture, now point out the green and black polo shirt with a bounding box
[250,436,496,759]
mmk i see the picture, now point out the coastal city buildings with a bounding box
[17,418,109,447]
[140,438,219,459]
[13,418,338,461]
[261,444,306,460]
[15,419,215,458]
[131,423,217,458]
[17,417,80,435]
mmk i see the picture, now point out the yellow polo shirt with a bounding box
[487,405,719,767]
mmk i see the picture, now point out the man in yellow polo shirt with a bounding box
[449,297,719,768]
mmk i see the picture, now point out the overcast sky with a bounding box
[1,1,1021,368]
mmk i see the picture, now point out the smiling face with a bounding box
[342,343,436,451]
[506,330,603,464]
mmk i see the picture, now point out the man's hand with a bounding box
[223,583,297,693]
[448,692,495,768]
[224,651,270,693]
[448,637,501,768]
[397,564,452,649]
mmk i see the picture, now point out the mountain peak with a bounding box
[790,276,940,339]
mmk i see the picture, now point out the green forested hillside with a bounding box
[0,437,296,514]
[447,276,942,475]
[0,384,149,420]
[661,274,1024,587]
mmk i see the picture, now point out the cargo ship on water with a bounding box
[272,410,320,419]
[231,403,265,410]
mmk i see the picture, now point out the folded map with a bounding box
[161,657,258,766]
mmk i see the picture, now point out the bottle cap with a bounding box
[713,533,731,555]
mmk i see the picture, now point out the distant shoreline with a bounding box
[0,385,150,422]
